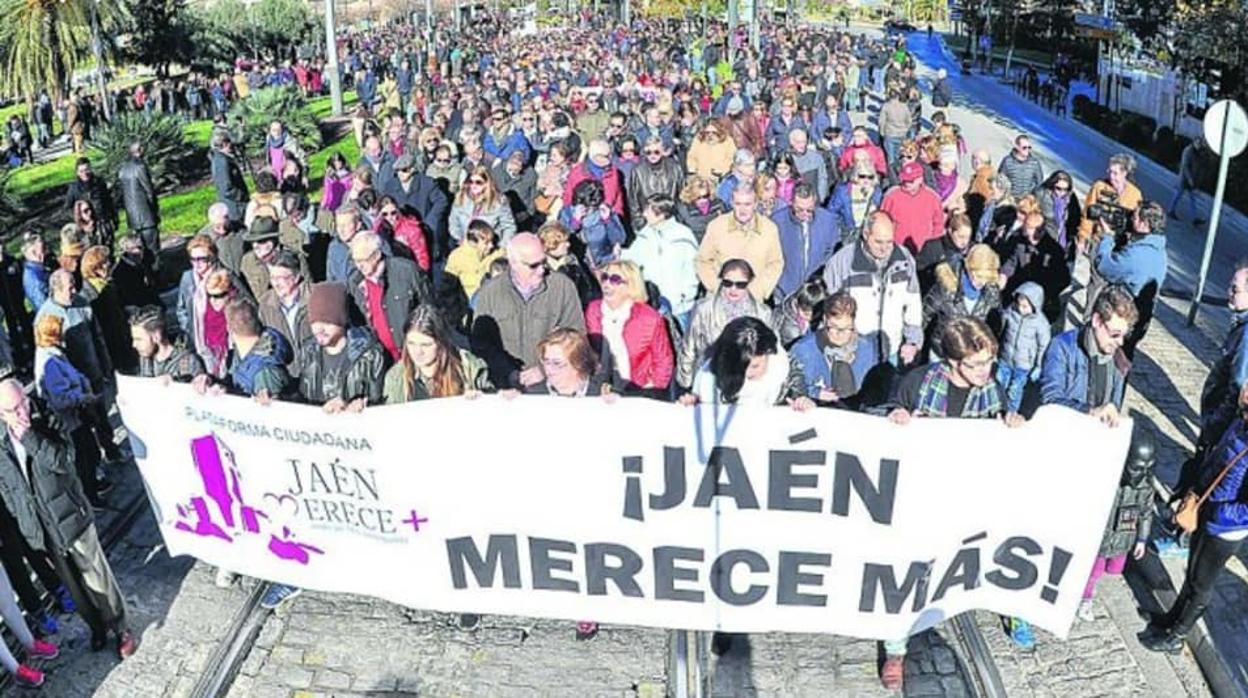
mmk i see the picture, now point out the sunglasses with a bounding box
[207,291,229,299]
[600,272,626,285]
[1054,186,1070,193]
[720,279,750,290]
[467,179,486,185]
[190,255,213,264]
[382,210,399,217]
[435,158,450,165]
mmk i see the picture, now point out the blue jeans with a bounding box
[883,137,903,168]
[996,363,1030,414]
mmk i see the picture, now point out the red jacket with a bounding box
[880,185,946,256]
[838,142,888,176]
[374,215,430,271]
[585,300,674,391]
[563,162,626,218]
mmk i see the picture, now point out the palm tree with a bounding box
[0,0,126,104]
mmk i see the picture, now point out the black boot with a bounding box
[1138,626,1184,654]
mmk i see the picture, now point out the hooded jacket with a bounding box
[228,328,292,397]
[998,281,1051,372]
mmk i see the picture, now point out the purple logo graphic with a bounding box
[174,434,325,564]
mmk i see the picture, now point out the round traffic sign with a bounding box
[1203,100,1248,158]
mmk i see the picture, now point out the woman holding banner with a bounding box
[679,317,813,410]
[382,306,493,404]
[883,316,1025,688]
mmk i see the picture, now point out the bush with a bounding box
[88,112,202,193]
[1117,112,1156,151]
[228,86,323,163]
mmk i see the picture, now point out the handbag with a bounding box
[1175,443,1248,533]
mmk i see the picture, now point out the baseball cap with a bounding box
[900,161,924,183]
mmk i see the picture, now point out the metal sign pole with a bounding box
[1187,111,1233,326]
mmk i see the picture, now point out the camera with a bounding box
[1086,188,1133,238]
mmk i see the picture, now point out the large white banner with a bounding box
[116,375,1131,640]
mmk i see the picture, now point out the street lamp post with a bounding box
[88,0,112,121]
[325,0,344,115]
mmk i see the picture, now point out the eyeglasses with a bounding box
[1053,186,1070,193]
[541,357,569,370]
[1018,145,1032,151]
[467,178,486,185]
[720,279,750,290]
[856,174,875,181]
[382,209,400,218]
[434,158,450,165]
[600,272,626,285]
[207,291,229,299]
[190,255,213,264]
[825,323,854,335]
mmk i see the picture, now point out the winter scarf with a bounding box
[914,362,1003,418]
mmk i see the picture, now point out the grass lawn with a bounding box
[11,90,359,200]
[126,90,362,237]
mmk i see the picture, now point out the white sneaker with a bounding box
[1077,599,1095,622]
[215,568,238,589]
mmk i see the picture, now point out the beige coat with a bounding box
[695,212,784,302]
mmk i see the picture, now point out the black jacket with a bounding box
[295,327,387,405]
[347,256,433,354]
[626,158,685,226]
[79,280,136,374]
[0,417,92,554]
[210,148,249,221]
[118,155,160,230]
[383,174,450,258]
[492,163,539,232]
[64,176,118,231]
[111,257,161,310]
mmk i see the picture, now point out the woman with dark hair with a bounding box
[321,152,352,213]
[677,259,773,389]
[771,153,800,206]
[375,195,430,271]
[679,316,811,409]
[382,306,492,403]
[773,278,827,348]
[449,165,517,246]
[72,199,112,249]
[1034,169,1083,265]
[558,178,626,268]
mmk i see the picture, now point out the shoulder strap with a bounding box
[1197,442,1248,507]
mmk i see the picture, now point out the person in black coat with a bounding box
[0,380,135,658]
[382,154,450,261]
[998,211,1072,324]
[117,142,161,268]
[345,231,433,364]
[110,235,161,311]
[210,133,249,224]
[64,159,118,240]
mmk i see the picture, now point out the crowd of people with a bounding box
[0,11,1242,692]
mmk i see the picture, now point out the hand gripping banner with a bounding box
[116,375,1131,640]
